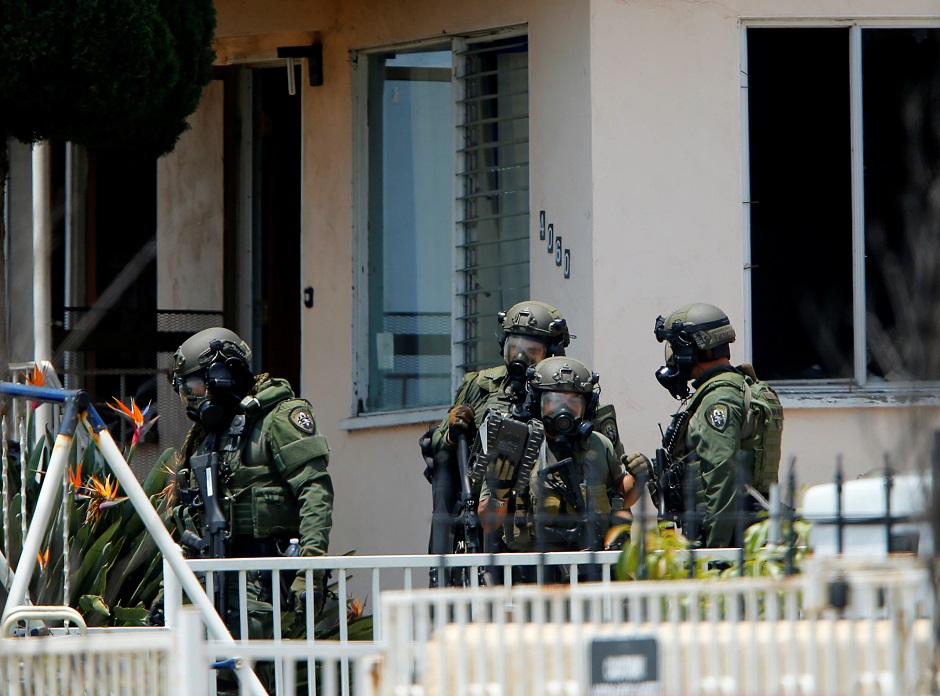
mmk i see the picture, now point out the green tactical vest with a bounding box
[677,366,784,494]
[187,379,329,540]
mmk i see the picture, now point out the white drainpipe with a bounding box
[32,141,52,433]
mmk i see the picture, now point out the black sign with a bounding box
[588,636,661,696]
[540,211,546,240]
[547,223,554,253]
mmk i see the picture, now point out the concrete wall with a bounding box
[156,80,226,454]
[587,0,940,479]
[148,0,940,561]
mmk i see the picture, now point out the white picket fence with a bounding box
[379,556,936,696]
[3,554,934,695]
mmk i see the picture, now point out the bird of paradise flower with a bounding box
[108,398,159,463]
[75,474,127,525]
[67,461,84,499]
[347,595,366,623]
[22,363,47,409]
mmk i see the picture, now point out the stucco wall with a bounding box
[156,80,226,452]
[587,0,940,484]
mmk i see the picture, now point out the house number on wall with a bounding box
[538,210,571,280]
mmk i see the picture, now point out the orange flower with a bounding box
[23,364,46,387]
[347,595,366,622]
[67,462,83,491]
[22,364,47,409]
[108,398,159,446]
[78,474,127,524]
[37,548,49,571]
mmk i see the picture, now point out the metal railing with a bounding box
[380,556,936,696]
[0,608,382,696]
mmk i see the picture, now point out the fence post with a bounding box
[175,607,210,696]
[835,457,844,555]
[164,550,182,629]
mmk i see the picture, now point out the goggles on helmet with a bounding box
[503,335,548,368]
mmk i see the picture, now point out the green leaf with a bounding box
[113,605,149,627]
[78,594,111,622]
[73,519,121,596]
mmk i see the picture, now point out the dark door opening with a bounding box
[252,66,302,389]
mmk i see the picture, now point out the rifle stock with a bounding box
[456,433,481,555]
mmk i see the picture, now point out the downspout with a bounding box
[32,141,52,432]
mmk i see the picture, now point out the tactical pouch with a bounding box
[740,380,784,493]
[273,434,330,477]
[593,403,623,457]
[250,487,300,538]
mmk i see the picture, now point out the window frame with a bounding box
[740,16,940,409]
[346,27,529,429]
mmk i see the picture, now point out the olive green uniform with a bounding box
[673,365,756,548]
[174,375,333,635]
[428,366,624,556]
[482,432,626,552]
[431,364,515,454]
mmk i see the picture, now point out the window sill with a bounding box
[339,406,448,431]
[773,381,940,409]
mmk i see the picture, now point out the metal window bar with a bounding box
[455,35,530,384]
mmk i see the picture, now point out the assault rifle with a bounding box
[179,433,231,620]
[534,456,603,551]
[450,364,544,583]
[653,410,696,536]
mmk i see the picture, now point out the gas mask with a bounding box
[654,342,697,400]
[176,361,247,431]
[540,390,592,445]
[503,334,548,370]
[503,335,548,401]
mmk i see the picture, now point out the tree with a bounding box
[0,0,217,377]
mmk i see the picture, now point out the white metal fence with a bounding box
[379,556,936,696]
[0,609,382,696]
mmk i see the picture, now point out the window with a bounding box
[746,25,940,388]
[355,33,529,415]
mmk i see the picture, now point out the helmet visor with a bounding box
[179,373,208,400]
[503,335,548,367]
[664,343,676,368]
[540,391,585,419]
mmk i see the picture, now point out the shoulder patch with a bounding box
[602,421,619,446]
[288,406,317,434]
[704,403,729,432]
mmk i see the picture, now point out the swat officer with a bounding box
[651,303,783,547]
[425,301,569,563]
[478,357,639,554]
[170,327,333,637]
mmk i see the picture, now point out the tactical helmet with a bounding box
[654,303,736,353]
[173,327,252,380]
[497,300,571,358]
[527,356,599,443]
[172,327,254,430]
[653,303,735,400]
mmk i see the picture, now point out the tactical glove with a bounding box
[621,452,651,481]
[446,404,475,444]
[289,576,325,616]
[488,455,516,500]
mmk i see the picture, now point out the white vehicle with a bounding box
[801,472,933,557]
